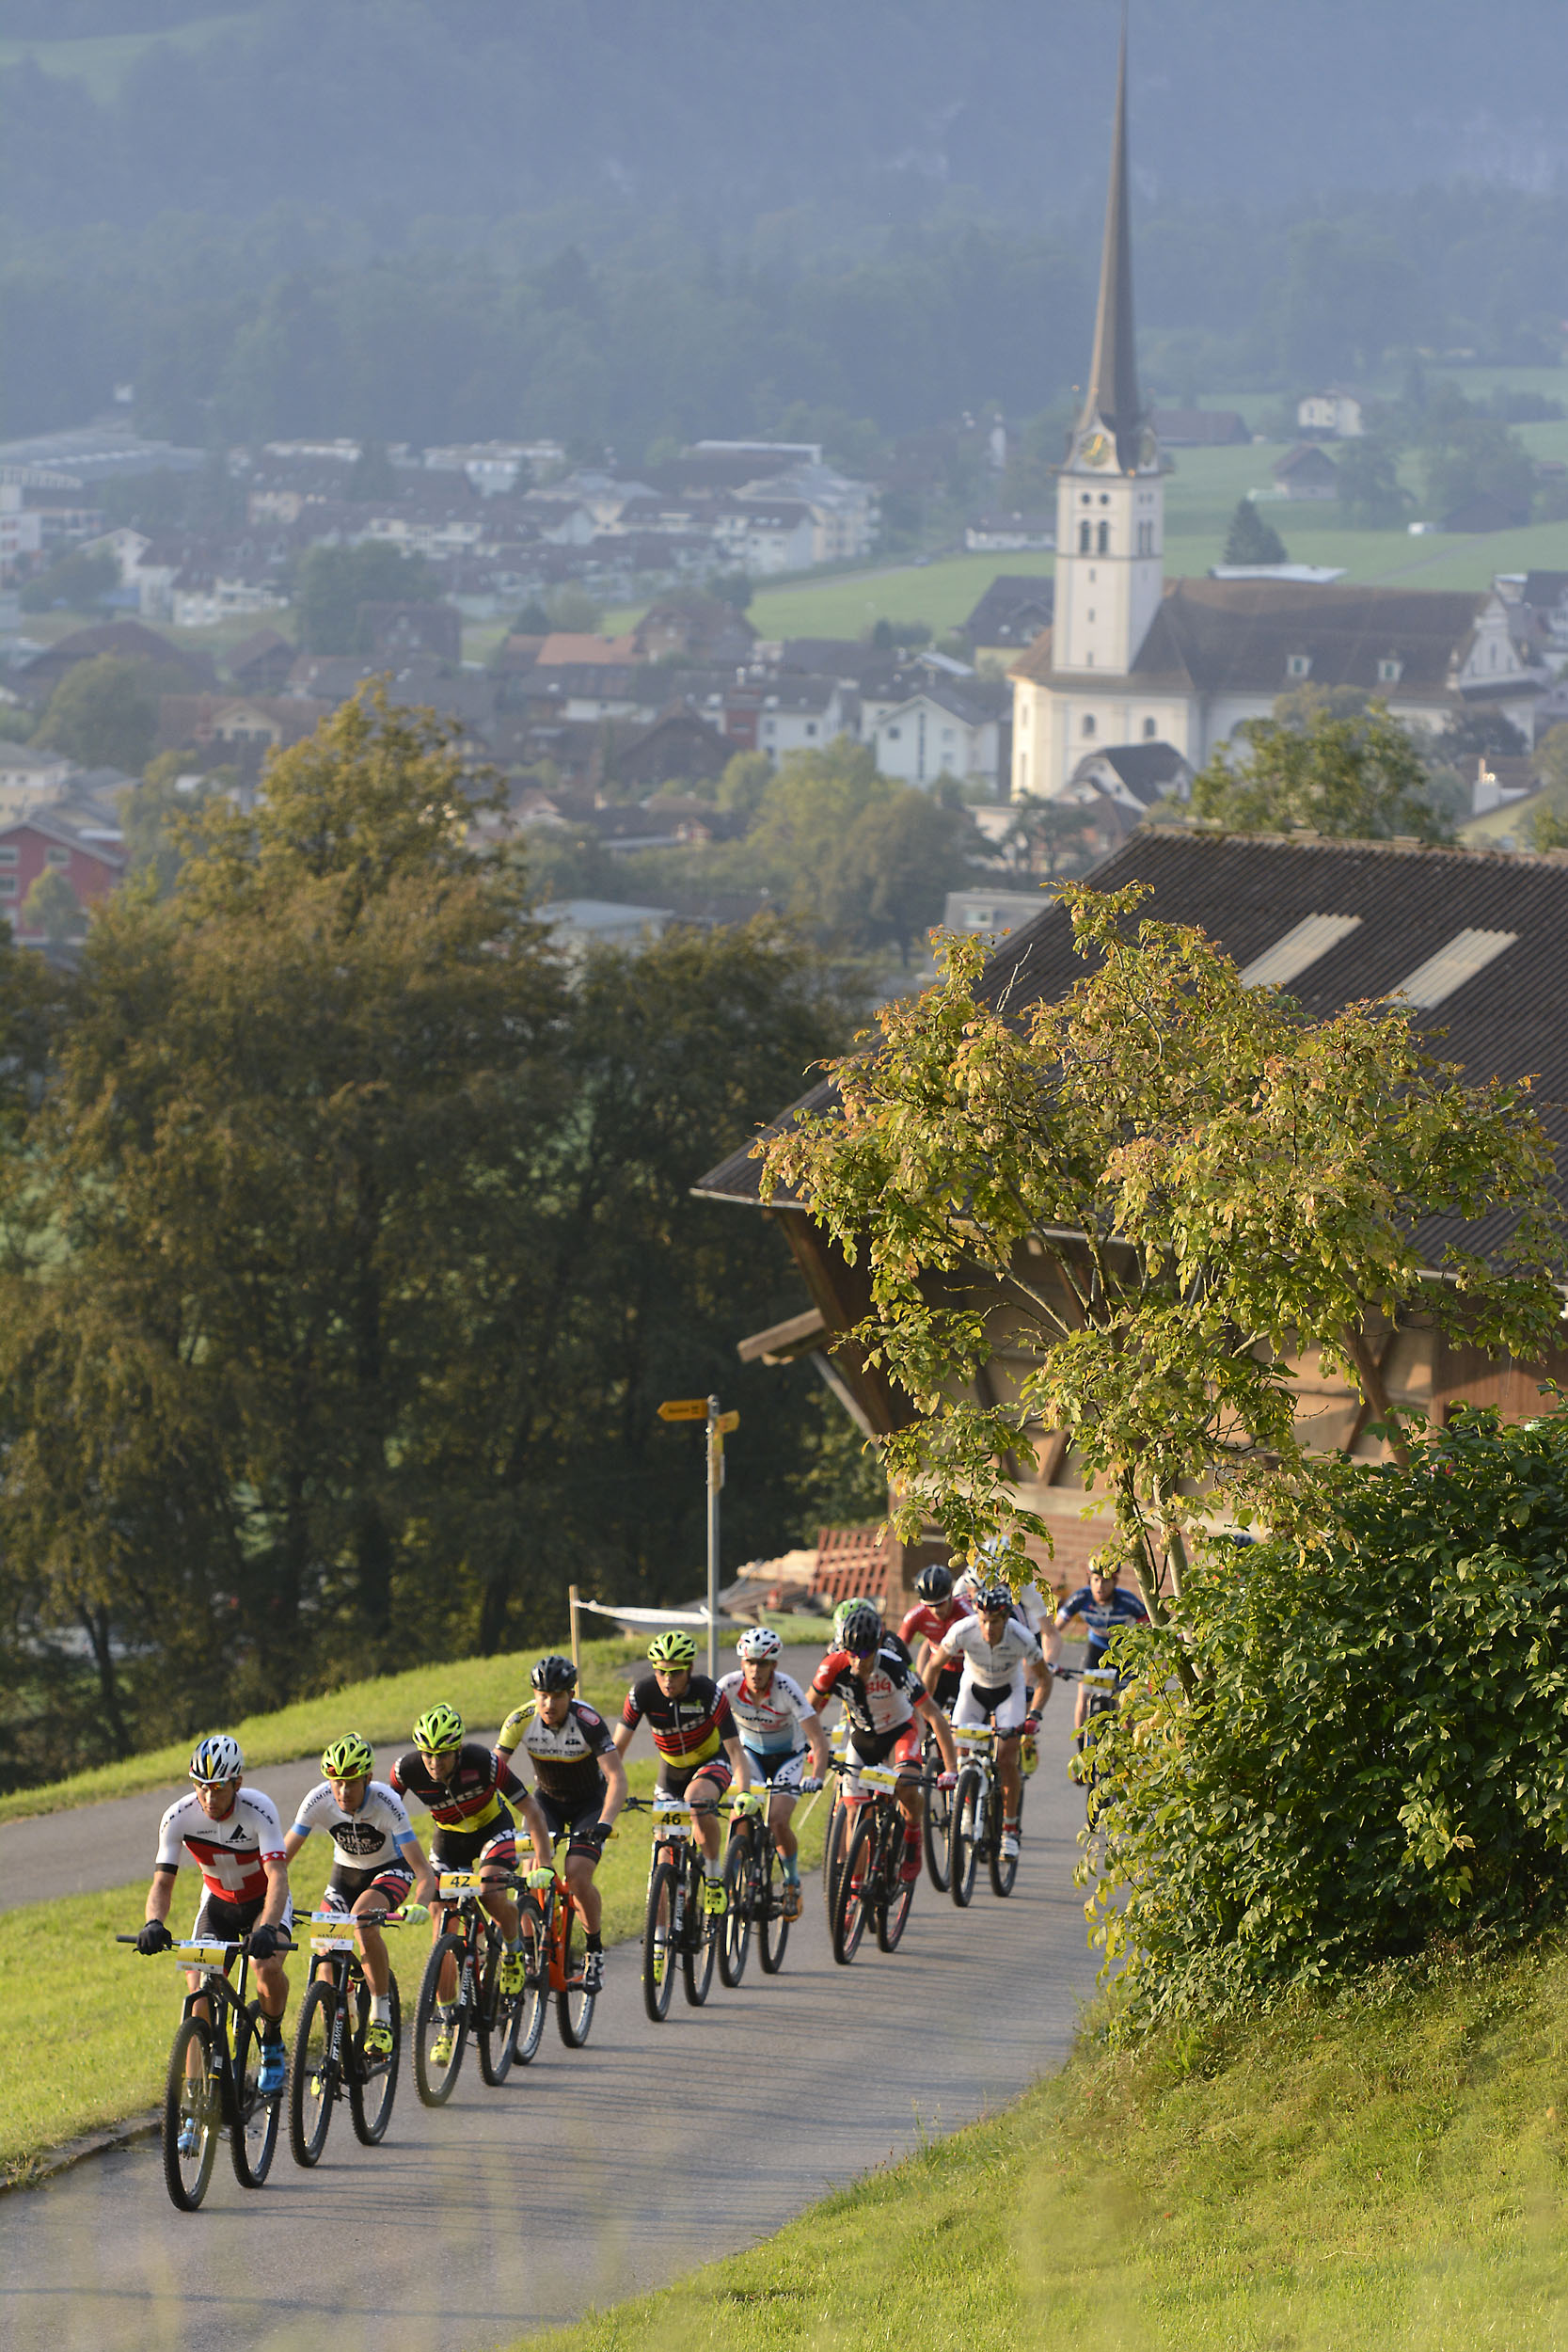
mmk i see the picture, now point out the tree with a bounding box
[510,598,552,636]
[349,437,396,501]
[119,759,229,898]
[1221,498,1287,566]
[831,787,968,965]
[543,585,603,634]
[715,751,772,816]
[1434,707,1526,764]
[1006,795,1096,880]
[1188,703,1447,840]
[1335,436,1410,528]
[292,544,437,656]
[744,740,891,921]
[20,869,84,946]
[20,548,119,614]
[758,885,1562,1623]
[33,656,159,775]
[1420,405,1536,522]
[708,572,752,612]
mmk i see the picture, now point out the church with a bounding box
[1008,34,1546,804]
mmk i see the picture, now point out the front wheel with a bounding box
[556,1903,596,2048]
[990,1774,1021,1899]
[162,2016,219,2213]
[414,1931,469,2105]
[477,1932,522,2087]
[289,1979,337,2169]
[950,1766,984,1908]
[831,1806,875,1964]
[758,1842,791,1976]
[511,1896,549,2064]
[683,1861,718,2009]
[348,1971,400,2146]
[923,1733,953,1892]
[877,1811,916,1953]
[642,1858,678,2023]
[228,2012,281,2188]
[718,1832,752,1989]
[821,1788,847,1929]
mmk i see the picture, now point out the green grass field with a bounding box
[525,1935,1568,2352]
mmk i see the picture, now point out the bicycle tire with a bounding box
[683,1856,718,2008]
[950,1764,983,1908]
[229,2010,281,2188]
[831,1806,876,1964]
[718,1830,752,1989]
[642,1856,678,2022]
[289,1979,337,2169]
[821,1789,846,1928]
[556,1903,595,2048]
[511,1895,548,2064]
[758,1840,791,1975]
[162,2016,219,2213]
[989,1778,1020,1898]
[922,1731,952,1892]
[477,1930,523,2086]
[413,1930,469,2105]
[877,1818,916,1953]
[348,1970,400,2146]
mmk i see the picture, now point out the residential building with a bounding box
[942,886,1053,939]
[0,742,76,799]
[1272,444,1340,501]
[536,899,673,953]
[0,803,126,941]
[0,485,43,573]
[1297,387,1369,439]
[965,513,1055,552]
[965,577,1055,674]
[226,629,295,693]
[750,676,855,762]
[710,497,817,576]
[863,678,1006,790]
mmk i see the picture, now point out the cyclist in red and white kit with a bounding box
[931,1581,1052,1861]
[898,1561,973,1715]
[135,1734,294,2106]
[809,1604,958,1884]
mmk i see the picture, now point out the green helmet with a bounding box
[832,1595,874,1639]
[412,1702,464,1753]
[321,1732,375,1780]
[647,1629,698,1667]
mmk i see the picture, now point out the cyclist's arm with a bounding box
[517,1788,554,1873]
[801,1705,831,1778]
[912,1687,958,1772]
[610,1718,636,1757]
[259,1851,291,1930]
[144,1865,177,1928]
[1043,1612,1066,1666]
[399,1828,437,1906]
[596,1746,628,1826]
[918,1641,945,1694]
[282,1822,309,1865]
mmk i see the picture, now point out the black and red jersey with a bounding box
[811,1642,926,1739]
[389,1741,525,1831]
[620,1674,735,1770]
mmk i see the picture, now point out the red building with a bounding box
[0,809,126,944]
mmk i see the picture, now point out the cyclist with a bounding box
[1046,1558,1150,1739]
[612,1631,744,1915]
[389,1703,551,2063]
[496,1656,627,1994]
[929,1581,1053,1861]
[721,1627,832,1919]
[283,1734,437,2056]
[135,1735,293,2106]
[898,1562,973,1716]
[809,1603,958,1884]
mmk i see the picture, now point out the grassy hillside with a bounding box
[0,11,251,99]
[526,1936,1568,2351]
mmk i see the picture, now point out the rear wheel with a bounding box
[950,1765,984,1908]
[821,1789,847,1928]
[228,2012,281,2188]
[878,1816,916,1952]
[348,1970,400,2146]
[758,1842,791,1975]
[557,1903,596,2048]
[289,1979,336,2168]
[162,2017,218,2213]
[989,1775,1021,1899]
[831,1806,876,1964]
[413,1931,469,2105]
[642,1858,678,2023]
[922,1731,953,1892]
[718,1832,752,1988]
[683,1861,718,2008]
[511,1896,549,2063]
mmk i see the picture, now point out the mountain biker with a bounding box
[497,1655,627,1994]
[135,1735,294,2106]
[1046,1559,1150,1738]
[389,1703,552,2063]
[613,1631,744,1915]
[809,1603,958,1885]
[720,1627,831,1919]
[898,1562,973,1715]
[283,1734,437,2056]
[929,1581,1052,1860]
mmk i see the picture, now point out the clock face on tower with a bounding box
[1082,431,1109,467]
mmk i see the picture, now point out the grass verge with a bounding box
[519,1936,1568,2352]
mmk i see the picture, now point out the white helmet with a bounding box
[736,1625,783,1661]
[189,1733,244,1784]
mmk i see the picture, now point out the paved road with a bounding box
[0,1703,1099,2352]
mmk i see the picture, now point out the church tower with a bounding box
[1052,24,1163,677]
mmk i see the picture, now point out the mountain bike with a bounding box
[632,1793,722,2021]
[119,1928,293,2212]
[1055,1659,1123,1819]
[521,1827,602,2049]
[948,1723,1026,1904]
[821,1724,850,1928]
[921,1719,955,1892]
[288,1904,414,2166]
[412,1869,529,2104]
[828,1760,924,1963]
[720,1778,810,1985]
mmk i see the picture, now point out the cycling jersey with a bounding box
[810,1643,925,1740]
[898,1597,973,1651]
[939,1613,1042,1687]
[620,1674,736,1771]
[155,1788,287,1907]
[291,1779,416,1872]
[719,1666,815,1756]
[388,1741,527,1830]
[498,1697,614,1810]
[1056,1583,1148,1660]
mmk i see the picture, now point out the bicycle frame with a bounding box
[119,1931,292,2210]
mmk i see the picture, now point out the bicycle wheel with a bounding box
[289,1979,337,2169]
[877,1816,916,1953]
[683,1859,718,2008]
[950,1764,983,1908]
[511,1896,548,2064]
[229,2011,281,2188]
[989,1775,1020,1899]
[413,1931,469,2105]
[831,1806,876,1964]
[922,1733,952,1893]
[349,1970,401,2146]
[821,1788,846,1927]
[642,1857,678,2023]
[162,2017,219,2213]
[477,1931,523,2087]
[758,1840,791,1976]
[556,1903,596,2048]
[718,1831,752,1988]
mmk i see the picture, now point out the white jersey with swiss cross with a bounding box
[940,1613,1042,1690]
[292,1778,413,1870]
[155,1787,286,1905]
[720,1666,814,1755]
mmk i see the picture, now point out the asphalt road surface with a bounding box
[0,1699,1100,2352]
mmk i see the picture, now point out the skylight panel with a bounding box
[1239,913,1363,989]
[1389,928,1518,1009]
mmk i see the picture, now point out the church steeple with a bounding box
[1078,19,1142,472]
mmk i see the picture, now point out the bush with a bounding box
[1090,1404,1568,2029]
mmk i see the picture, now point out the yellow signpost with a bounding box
[657,1394,739,1676]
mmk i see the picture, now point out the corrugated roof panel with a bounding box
[1239,912,1364,989]
[1391,927,1519,1009]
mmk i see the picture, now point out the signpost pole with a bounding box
[705,1393,721,1681]
[568,1582,580,1677]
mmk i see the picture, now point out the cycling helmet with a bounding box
[188,1733,244,1785]
[915,1562,954,1605]
[321,1732,374,1780]
[411,1702,465,1753]
[647,1629,698,1667]
[976,1581,1014,1613]
[832,1594,874,1639]
[839,1603,882,1657]
[531,1654,578,1692]
[736,1626,783,1662]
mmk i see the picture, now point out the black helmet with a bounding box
[976,1581,1014,1613]
[915,1562,953,1604]
[531,1654,578,1693]
[839,1603,882,1657]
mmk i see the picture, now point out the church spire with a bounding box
[1074,17,1147,474]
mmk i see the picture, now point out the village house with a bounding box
[1272,443,1340,501]
[1297,387,1369,439]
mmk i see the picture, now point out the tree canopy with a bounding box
[1187,701,1448,841]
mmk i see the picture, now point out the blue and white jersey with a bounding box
[719,1666,815,1756]
[1055,1584,1148,1661]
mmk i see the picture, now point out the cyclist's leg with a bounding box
[679,1758,732,1905]
[561,1802,605,1934]
[889,1724,925,1876]
[476,1820,520,1943]
[428,1829,471,2003]
[989,1679,1027,1824]
[345,1863,413,1997]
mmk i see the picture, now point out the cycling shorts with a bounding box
[535,1788,606,1861]
[930,1663,962,1713]
[954,1676,1027,1734]
[432,1805,517,1875]
[740,1743,805,1793]
[190,1889,294,1948]
[325,1860,416,1913]
[659,1754,733,1802]
[843,1721,920,1794]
